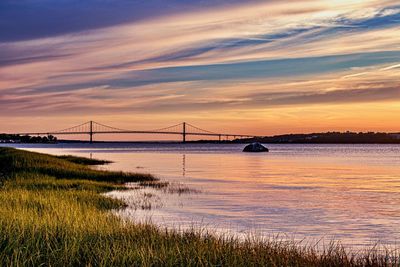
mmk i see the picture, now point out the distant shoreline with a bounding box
[2,131,400,144]
[3,140,400,145]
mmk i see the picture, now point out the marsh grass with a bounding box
[0,147,399,266]
[138,180,200,195]
[56,155,112,165]
[0,147,154,184]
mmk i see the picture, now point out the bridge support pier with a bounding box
[182,122,186,143]
[89,121,93,143]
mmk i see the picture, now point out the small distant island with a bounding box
[238,131,400,144]
[0,134,57,144]
[191,132,400,144]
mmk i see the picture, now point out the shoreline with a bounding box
[4,140,400,145]
[0,147,398,266]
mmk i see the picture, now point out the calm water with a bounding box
[5,143,400,247]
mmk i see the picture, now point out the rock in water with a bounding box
[243,142,269,152]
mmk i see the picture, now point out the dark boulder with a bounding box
[243,142,269,152]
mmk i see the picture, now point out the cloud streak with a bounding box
[1,0,400,133]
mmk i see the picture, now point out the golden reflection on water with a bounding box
[9,143,400,247]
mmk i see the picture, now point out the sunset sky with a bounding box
[1,0,400,137]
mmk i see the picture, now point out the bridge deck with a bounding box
[15,131,256,138]
[10,121,261,142]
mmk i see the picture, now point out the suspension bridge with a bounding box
[14,121,261,143]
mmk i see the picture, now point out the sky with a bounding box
[1,0,400,138]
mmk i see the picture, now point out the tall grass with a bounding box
[0,147,154,183]
[0,147,398,266]
[56,155,112,165]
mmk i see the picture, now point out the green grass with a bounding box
[56,155,112,165]
[0,147,398,266]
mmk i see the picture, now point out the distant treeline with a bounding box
[0,134,57,143]
[236,132,400,144]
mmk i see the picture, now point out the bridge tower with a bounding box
[89,121,93,143]
[182,122,186,143]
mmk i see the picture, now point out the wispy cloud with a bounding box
[1,0,400,133]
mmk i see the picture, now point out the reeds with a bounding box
[56,155,112,165]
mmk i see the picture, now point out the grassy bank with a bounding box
[0,147,398,266]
